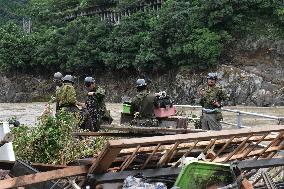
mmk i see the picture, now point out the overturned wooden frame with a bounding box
[88,125,284,174]
[0,125,283,188]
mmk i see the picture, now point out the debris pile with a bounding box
[0,124,283,189]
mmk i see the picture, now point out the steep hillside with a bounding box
[0,0,28,25]
[0,0,283,105]
[1,0,283,74]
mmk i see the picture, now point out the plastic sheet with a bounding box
[122,176,173,189]
[0,122,15,161]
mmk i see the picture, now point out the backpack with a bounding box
[56,84,76,107]
[154,91,173,108]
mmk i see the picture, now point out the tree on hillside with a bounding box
[0,0,28,26]
[0,23,36,72]
[0,0,283,74]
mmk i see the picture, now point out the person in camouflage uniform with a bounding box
[199,73,228,131]
[130,79,159,127]
[53,72,63,111]
[82,77,112,131]
[53,72,63,90]
[42,72,64,118]
[55,75,78,114]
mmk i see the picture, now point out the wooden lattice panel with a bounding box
[88,125,284,174]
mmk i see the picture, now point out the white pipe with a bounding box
[174,105,284,120]
[222,108,284,120]
[174,105,202,108]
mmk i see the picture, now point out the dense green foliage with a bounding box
[11,110,106,164]
[0,0,28,26]
[0,0,283,73]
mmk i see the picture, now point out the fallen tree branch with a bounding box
[0,165,88,189]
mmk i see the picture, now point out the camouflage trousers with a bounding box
[79,108,102,132]
[201,113,222,131]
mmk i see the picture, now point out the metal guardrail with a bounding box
[174,105,284,129]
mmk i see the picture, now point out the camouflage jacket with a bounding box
[52,85,61,111]
[130,91,156,118]
[85,86,107,124]
[55,84,76,108]
[50,86,61,103]
[200,85,228,110]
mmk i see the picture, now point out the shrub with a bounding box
[12,110,105,165]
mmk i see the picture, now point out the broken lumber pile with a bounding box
[88,125,284,174]
[0,125,283,188]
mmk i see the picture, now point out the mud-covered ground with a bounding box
[0,103,124,126]
[0,103,283,128]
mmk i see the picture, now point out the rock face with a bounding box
[0,64,283,106]
[0,37,283,106]
[0,75,53,103]
[222,36,284,106]
[172,65,283,106]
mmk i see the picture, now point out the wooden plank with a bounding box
[119,134,278,156]
[94,167,181,183]
[241,133,269,158]
[239,143,251,154]
[118,156,130,171]
[240,178,254,189]
[100,125,202,134]
[141,143,161,169]
[120,145,141,171]
[266,136,284,159]
[182,140,199,157]
[88,143,122,174]
[254,132,284,160]
[173,140,199,168]
[239,158,284,170]
[224,134,253,162]
[73,132,165,137]
[158,142,180,167]
[31,163,67,171]
[0,166,88,189]
[214,145,283,163]
[167,147,180,165]
[210,136,235,162]
[108,125,284,148]
[0,161,68,172]
[267,151,277,159]
[203,139,216,154]
[87,127,283,175]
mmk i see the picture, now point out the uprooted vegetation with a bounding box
[11,110,107,165]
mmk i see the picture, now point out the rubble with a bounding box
[0,125,283,189]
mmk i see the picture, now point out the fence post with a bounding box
[237,111,242,128]
[278,118,284,125]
